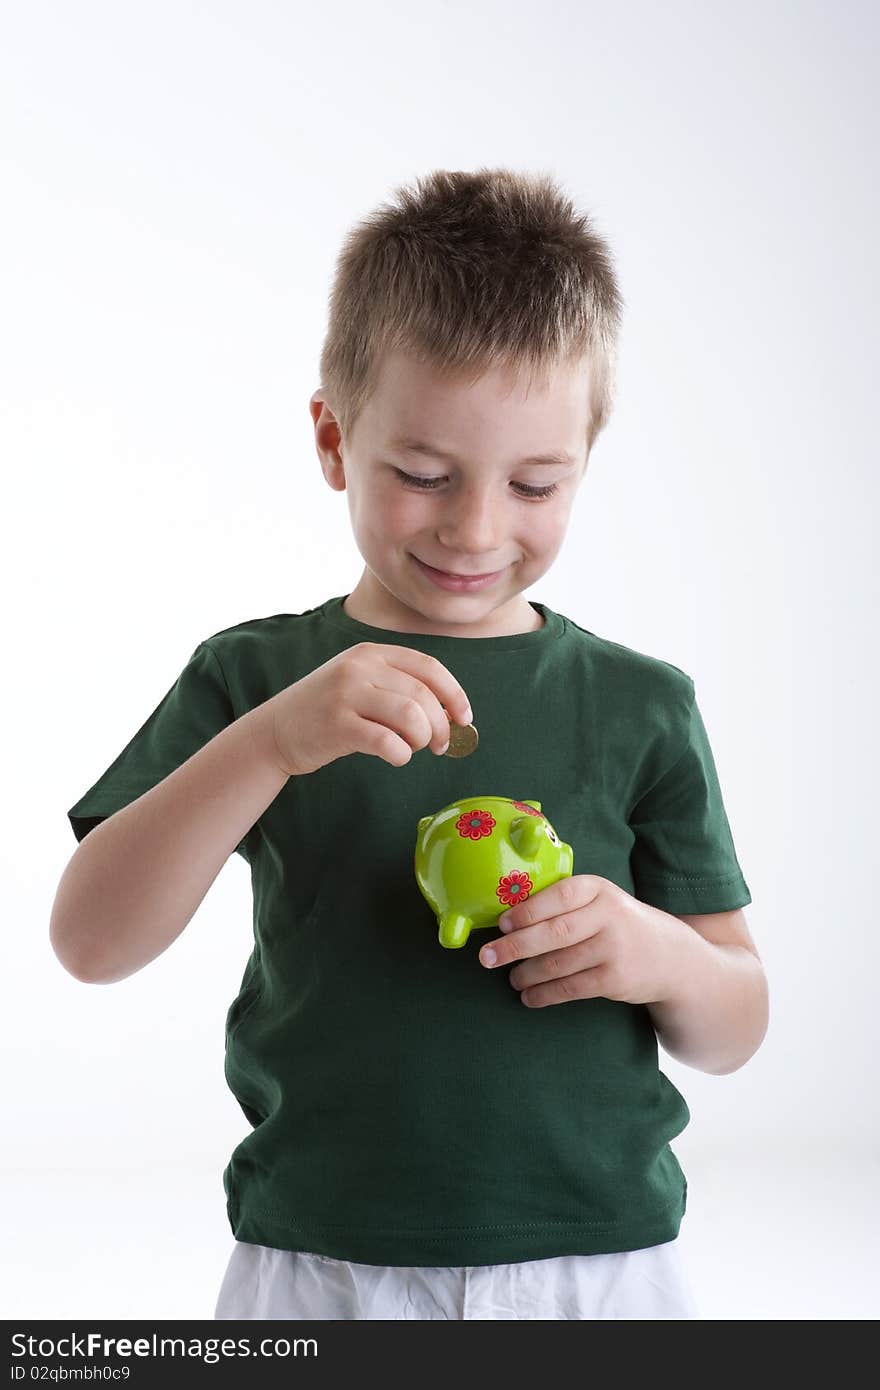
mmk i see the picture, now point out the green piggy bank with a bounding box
[414,795,574,949]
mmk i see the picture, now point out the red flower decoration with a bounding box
[456,809,496,840]
[510,800,542,817]
[497,870,533,906]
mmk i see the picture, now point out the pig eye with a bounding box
[544,825,558,844]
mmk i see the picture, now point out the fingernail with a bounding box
[438,740,450,755]
[464,705,474,724]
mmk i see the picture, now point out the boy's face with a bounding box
[310,347,591,637]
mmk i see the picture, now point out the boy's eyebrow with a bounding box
[387,436,577,468]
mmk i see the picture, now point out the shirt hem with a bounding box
[636,874,752,915]
[225,1194,687,1267]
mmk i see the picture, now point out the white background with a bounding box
[2,0,877,1321]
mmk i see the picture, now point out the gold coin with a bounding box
[444,717,479,758]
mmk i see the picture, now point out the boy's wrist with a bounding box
[650,907,707,1006]
[243,697,292,781]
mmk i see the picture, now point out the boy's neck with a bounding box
[342,570,546,638]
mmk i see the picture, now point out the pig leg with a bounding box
[438,911,475,949]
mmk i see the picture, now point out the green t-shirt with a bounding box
[67,594,751,1266]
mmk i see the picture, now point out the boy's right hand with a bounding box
[263,642,474,777]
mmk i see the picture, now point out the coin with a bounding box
[444,716,479,758]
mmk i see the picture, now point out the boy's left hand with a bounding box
[480,874,683,1008]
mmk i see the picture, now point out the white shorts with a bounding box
[214,1238,700,1320]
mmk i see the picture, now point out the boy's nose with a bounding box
[436,486,506,556]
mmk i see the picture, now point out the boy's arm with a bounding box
[50,700,289,985]
[645,908,769,1075]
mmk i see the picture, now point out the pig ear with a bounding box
[418,815,432,833]
[509,815,545,861]
[524,800,542,812]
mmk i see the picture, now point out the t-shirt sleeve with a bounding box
[66,639,252,862]
[628,683,751,914]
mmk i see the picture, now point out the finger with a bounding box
[353,681,436,756]
[508,934,605,991]
[374,644,473,737]
[347,710,419,765]
[480,897,604,970]
[497,873,604,934]
[356,679,444,756]
[519,966,611,1009]
[372,668,466,754]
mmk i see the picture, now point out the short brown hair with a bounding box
[317,167,624,459]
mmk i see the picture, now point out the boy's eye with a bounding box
[391,467,559,501]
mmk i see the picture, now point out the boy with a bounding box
[53,167,768,1320]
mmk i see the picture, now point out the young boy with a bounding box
[53,167,768,1321]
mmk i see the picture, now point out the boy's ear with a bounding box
[310,392,346,490]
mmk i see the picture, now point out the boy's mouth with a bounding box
[410,554,507,591]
